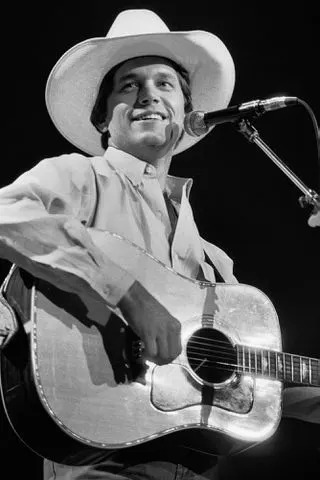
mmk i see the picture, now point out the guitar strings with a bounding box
[138,330,318,377]
[187,348,237,365]
[185,345,319,379]
[134,332,319,375]
[187,356,238,370]
[185,359,319,385]
[186,364,319,386]
[188,337,319,371]
[189,339,235,355]
[191,335,232,347]
[185,354,319,380]
[187,345,319,372]
[190,334,320,361]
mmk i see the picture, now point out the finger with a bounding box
[156,334,169,365]
[143,337,158,362]
[167,321,182,361]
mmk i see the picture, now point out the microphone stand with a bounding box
[234,118,320,226]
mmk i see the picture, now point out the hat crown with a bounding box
[106,9,170,39]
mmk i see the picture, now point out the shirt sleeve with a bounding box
[0,153,135,308]
[282,387,320,424]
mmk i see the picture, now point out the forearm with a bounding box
[0,213,135,308]
[0,154,140,307]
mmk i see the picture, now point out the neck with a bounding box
[109,142,173,191]
[146,152,172,191]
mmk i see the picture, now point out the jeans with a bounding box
[43,446,223,480]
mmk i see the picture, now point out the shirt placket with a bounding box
[171,186,204,279]
[141,166,173,265]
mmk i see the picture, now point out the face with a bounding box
[104,56,186,161]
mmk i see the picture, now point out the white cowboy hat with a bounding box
[45,9,235,156]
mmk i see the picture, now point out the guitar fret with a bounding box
[236,345,240,372]
[246,348,250,373]
[293,356,298,383]
[245,348,250,373]
[254,349,257,375]
[257,350,262,374]
[262,350,268,376]
[242,346,245,373]
[250,348,256,374]
[237,346,319,386]
[237,345,246,373]
[261,350,265,375]
[270,351,276,379]
[237,345,242,373]
[277,352,286,381]
[309,358,312,384]
[285,353,292,381]
[311,359,320,386]
[304,356,312,384]
[282,353,287,380]
[295,356,303,383]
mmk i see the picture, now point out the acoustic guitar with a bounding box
[0,231,319,464]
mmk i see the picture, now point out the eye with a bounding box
[158,80,174,89]
[120,81,138,92]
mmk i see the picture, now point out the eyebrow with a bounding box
[116,73,138,84]
[116,70,178,84]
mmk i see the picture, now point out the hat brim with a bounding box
[45,31,235,156]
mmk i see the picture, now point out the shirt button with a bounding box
[144,164,155,176]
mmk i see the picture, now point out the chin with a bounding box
[139,132,168,148]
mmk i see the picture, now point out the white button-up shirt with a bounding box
[1,147,317,426]
[0,147,237,307]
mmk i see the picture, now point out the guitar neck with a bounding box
[236,345,320,386]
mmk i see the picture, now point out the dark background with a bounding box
[2,2,320,478]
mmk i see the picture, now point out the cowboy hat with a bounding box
[45,9,235,156]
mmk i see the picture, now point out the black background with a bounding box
[2,2,320,478]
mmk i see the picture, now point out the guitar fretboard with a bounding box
[237,345,320,386]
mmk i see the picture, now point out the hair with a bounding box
[90,56,193,150]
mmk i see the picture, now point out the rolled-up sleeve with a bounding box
[0,154,135,307]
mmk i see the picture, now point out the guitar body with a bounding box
[0,232,283,463]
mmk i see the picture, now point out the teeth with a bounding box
[136,114,163,120]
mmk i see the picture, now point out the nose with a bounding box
[137,83,160,106]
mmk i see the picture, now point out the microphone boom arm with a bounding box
[235,118,320,216]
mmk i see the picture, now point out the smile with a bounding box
[132,112,166,121]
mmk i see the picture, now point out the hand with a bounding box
[118,281,182,365]
[308,209,320,227]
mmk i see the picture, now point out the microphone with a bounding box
[184,96,298,136]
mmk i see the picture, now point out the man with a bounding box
[0,8,237,479]
[0,8,318,480]
[1,8,236,362]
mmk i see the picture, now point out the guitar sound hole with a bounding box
[186,328,236,384]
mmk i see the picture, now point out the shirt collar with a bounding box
[101,147,193,200]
